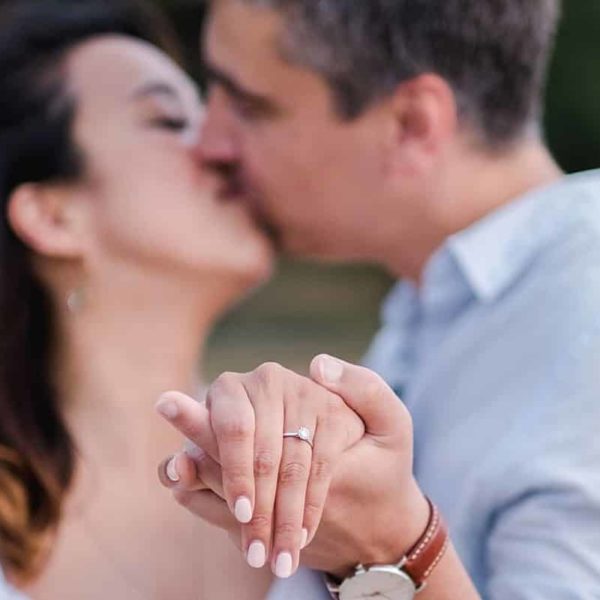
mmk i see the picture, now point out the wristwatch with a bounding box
[325,498,448,600]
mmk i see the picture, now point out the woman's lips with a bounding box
[215,173,280,243]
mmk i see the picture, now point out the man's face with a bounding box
[200,0,399,261]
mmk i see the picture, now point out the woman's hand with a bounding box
[156,359,365,578]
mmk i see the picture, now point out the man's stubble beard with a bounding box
[221,164,284,251]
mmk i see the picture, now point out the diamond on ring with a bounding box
[283,426,314,448]
[297,427,311,441]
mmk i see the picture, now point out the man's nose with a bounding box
[193,91,239,167]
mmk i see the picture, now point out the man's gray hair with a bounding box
[240,0,561,146]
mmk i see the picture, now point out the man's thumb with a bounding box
[309,354,408,438]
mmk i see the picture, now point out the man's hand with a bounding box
[298,355,430,575]
[156,361,365,578]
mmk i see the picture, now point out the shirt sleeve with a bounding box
[484,331,600,599]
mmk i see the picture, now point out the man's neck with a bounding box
[388,140,563,283]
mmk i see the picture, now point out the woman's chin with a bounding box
[231,244,276,289]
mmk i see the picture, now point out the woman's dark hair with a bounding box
[0,0,180,583]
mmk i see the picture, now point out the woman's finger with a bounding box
[155,391,219,459]
[300,396,353,546]
[188,446,226,499]
[238,364,285,570]
[269,416,315,579]
[207,373,257,525]
[173,489,237,531]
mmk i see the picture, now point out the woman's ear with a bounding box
[6,182,86,258]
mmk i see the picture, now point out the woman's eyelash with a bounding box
[150,116,189,131]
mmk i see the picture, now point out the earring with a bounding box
[66,288,85,313]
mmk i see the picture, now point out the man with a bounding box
[157,0,600,597]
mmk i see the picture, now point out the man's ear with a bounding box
[6,182,86,258]
[384,73,458,176]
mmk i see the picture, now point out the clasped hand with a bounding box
[156,355,428,579]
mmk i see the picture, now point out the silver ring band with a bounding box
[283,426,313,449]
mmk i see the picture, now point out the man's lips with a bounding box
[217,173,260,213]
[216,176,247,202]
[224,183,282,246]
[213,170,281,245]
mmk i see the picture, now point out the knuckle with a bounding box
[207,372,240,408]
[255,362,282,382]
[362,376,388,409]
[248,512,271,532]
[364,369,386,395]
[279,460,309,485]
[282,374,315,409]
[303,499,323,522]
[216,416,253,442]
[274,521,298,539]
[310,458,331,482]
[254,450,278,478]
[212,371,239,392]
[223,461,251,486]
[258,361,282,373]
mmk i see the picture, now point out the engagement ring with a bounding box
[283,426,313,449]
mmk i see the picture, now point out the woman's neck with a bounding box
[54,277,228,476]
[21,276,277,600]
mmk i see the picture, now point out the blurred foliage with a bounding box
[545,0,600,172]
[153,0,600,376]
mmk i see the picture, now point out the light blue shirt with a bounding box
[0,569,26,600]
[269,170,600,599]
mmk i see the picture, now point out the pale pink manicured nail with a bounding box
[275,552,293,578]
[166,456,180,482]
[319,355,344,383]
[247,541,266,569]
[184,440,206,461]
[234,496,253,524]
[300,528,309,549]
[156,397,179,419]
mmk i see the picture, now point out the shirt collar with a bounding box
[445,170,600,303]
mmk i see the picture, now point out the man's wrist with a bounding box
[329,478,430,578]
[369,478,430,566]
[326,492,449,599]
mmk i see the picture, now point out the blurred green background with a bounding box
[155,0,600,377]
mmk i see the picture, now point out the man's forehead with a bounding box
[203,0,337,116]
[205,1,281,59]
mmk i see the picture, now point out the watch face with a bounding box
[339,567,416,600]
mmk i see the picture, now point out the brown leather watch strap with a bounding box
[402,497,449,590]
[325,497,449,598]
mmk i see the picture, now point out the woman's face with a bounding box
[65,35,273,288]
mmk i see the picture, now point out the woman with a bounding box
[0,0,274,597]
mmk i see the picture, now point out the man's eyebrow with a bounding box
[131,81,182,102]
[204,63,276,110]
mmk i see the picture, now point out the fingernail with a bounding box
[275,552,293,578]
[320,355,344,383]
[234,496,253,524]
[247,541,266,569]
[300,528,309,549]
[184,440,206,461]
[156,397,179,419]
[166,456,180,482]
